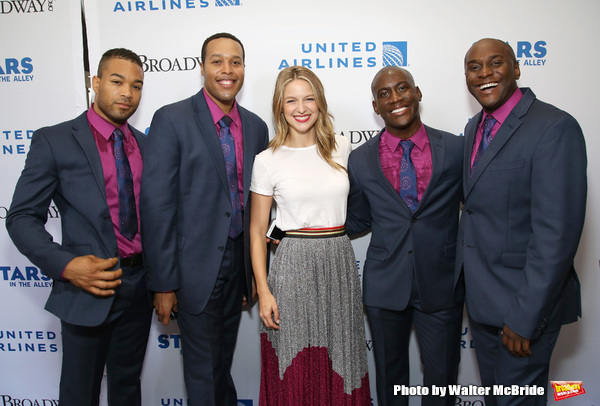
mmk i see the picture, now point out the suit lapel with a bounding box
[192,91,230,196]
[72,113,107,201]
[466,90,534,197]
[129,125,145,155]
[420,126,444,208]
[464,112,480,194]
[239,106,257,208]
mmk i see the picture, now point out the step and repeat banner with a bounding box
[2,0,599,405]
[0,0,87,404]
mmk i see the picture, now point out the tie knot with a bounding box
[483,115,496,132]
[219,116,233,129]
[400,139,414,154]
[113,128,124,141]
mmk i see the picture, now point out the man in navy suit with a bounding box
[347,66,464,406]
[140,32,268,406]
[6,48,151,406]
[457,38,587,406]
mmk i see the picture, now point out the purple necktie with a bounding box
[113,128,137,240]
[472,115,497,172]
[218,116,243,238]
[400,140,418,212]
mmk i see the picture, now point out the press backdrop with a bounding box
[1,1,598,404]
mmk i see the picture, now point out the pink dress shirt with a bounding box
[203,89,245,208]
[470,88,523,168]
[87,106,143,257]
[379,124,432,201]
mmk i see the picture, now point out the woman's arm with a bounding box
[249,192,280,329]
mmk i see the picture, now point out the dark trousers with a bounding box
[59,262,152,406]
[177,236,244,406]
[469,317,560,406]
[366,296,463,406]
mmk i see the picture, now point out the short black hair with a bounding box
[201,32,245,65]
[97,48,143,77]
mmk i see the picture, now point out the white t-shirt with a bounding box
[250,134,352,231]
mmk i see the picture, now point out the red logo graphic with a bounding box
[550,381,586,401]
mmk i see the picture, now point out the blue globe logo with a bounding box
[382,42,407,67]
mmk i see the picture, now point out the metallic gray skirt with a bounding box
[260,234,370,401]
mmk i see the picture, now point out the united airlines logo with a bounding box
[1,129,34,156]
[0,329,59,353]
[160,398,251,405]
[382,41,407,67]
[216,0,240,6]
[113,0,209,12]
[460,325,475,350]
[278,40,408,70]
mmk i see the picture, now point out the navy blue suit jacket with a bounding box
[140,90,268,314]
[6,111,146,327]
[347,125,464,313]
[456,88,586,340]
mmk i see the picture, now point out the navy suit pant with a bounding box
[59,262,152,406]
[469,317,559,406]
[366,292,463,406]
[177,235,244,406]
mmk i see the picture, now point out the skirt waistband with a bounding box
[285,226,346,239]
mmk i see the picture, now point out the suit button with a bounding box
[103,215,110,221]
[225,212,231,218]
[466,209,473,215]
[408,250,413,255]
[411,217,417,223]
[218,246,224,252]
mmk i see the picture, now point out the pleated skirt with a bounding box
[259,234,371,406]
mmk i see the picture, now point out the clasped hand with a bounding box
[502,324,532,357]
[62,255,121,296]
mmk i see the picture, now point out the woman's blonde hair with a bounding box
[269,66,344,172]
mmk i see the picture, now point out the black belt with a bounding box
[120,253,143,268]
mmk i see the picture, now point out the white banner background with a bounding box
[1,0,598,405]
[1,0,86,403]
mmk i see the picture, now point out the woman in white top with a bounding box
[249,66,370,406]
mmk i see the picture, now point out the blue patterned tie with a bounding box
[400,140,418,212]
[113,128,137,240]
[218,116,243,238]
[472,115,497,171]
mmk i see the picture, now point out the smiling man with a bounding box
[140,32,268,406]
[457,38,587,406]
[346,66,464,406]
[7,48,151,406]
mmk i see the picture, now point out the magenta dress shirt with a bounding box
[203,89,245,208]
[470,88,523,169]
[87,106,142,257]
[379,124,432,201]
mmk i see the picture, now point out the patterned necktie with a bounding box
[472,114,497,171]
[399,139,418,212]
[113,128,138,241]
[218,116,243,238]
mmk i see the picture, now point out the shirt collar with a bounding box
[482,87,523,126]
[202,88,242,129]
[381,123,427,152]
[87,104,131,141]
